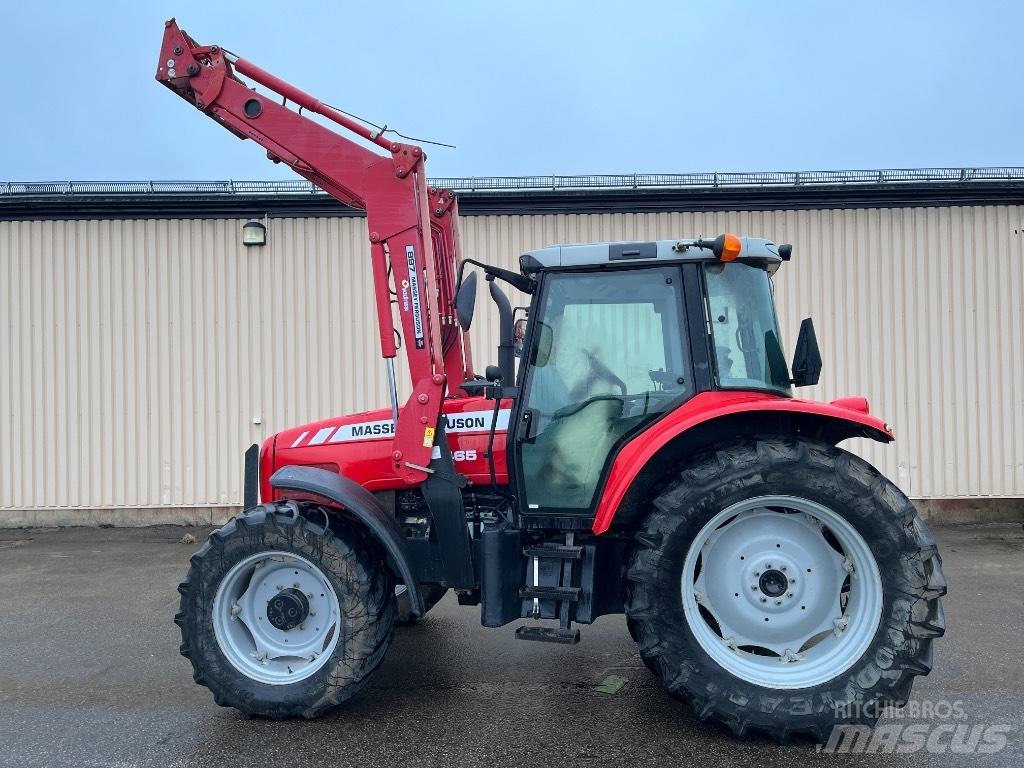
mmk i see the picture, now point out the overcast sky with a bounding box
[2,1,1022,181]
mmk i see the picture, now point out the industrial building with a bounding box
[1,168,1022,526]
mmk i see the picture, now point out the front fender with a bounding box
[592,391,894,534]
[270,465,423,616]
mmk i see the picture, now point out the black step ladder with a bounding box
[515,533,582,644]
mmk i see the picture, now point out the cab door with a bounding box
[515,266,693,516]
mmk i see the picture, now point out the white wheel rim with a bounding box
[213,551,342,685]
[681,495,883,689]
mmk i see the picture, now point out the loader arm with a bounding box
[156,19,472,484]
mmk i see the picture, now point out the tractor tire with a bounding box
[175,502,395,719]
[395,584,449,625]
[624,437,946,742]
[626,618,662,676]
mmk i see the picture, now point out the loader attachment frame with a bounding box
[156,19,473,484]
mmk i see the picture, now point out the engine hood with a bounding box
[276,407,396,451]
[263,397,513,494]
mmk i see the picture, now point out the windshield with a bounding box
[704,262,791,394]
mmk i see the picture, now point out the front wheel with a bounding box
[625,437,946,742]
[175,502,395,718]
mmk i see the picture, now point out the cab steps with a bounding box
[515,534,583,644]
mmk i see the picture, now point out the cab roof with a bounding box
[519,237,786,274]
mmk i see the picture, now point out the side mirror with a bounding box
[790,318,822,387]
[455,271,478,331]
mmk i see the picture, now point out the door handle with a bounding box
[518,408,538,441]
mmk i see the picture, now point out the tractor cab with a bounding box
[460,235,819,518]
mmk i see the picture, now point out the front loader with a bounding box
[160,20,946,741]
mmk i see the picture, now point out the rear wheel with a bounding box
[625,437,946,742]
[627,618,662,676]
[176,502,395,718]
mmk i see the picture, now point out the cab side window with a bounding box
[520,267,690,511]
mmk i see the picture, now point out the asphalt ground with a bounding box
[1,523,1022,768]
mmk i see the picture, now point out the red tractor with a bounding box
[159,20,945,740]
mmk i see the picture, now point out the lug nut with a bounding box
[775,600,782,605]
[760,597,767,603]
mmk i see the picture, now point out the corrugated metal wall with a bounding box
[1,206,1022,517]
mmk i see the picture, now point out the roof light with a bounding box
[694,233,743,261]
[716,233,742,261]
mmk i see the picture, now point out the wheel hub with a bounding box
[758,568,789,598]
[212,551,342,686]
[267,587,310,631]
[740,552,806,614]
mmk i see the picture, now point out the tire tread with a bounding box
[624,436,946,743]
[176,501,394,719]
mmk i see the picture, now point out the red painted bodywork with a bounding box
[260,389,892,536]
[590,391,894,534]
[260,397,513,502]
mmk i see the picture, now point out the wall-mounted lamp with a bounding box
[242,219,267,247]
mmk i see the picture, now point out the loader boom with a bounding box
[156,19,472,484]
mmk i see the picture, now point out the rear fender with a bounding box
[270,465,423,616]
[592,391,894,534]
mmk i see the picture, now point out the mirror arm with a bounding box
[460,257,536,294]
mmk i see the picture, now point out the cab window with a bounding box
[704,262,791,394]
[519,267,691,511]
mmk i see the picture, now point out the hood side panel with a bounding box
[270,397,512,492]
